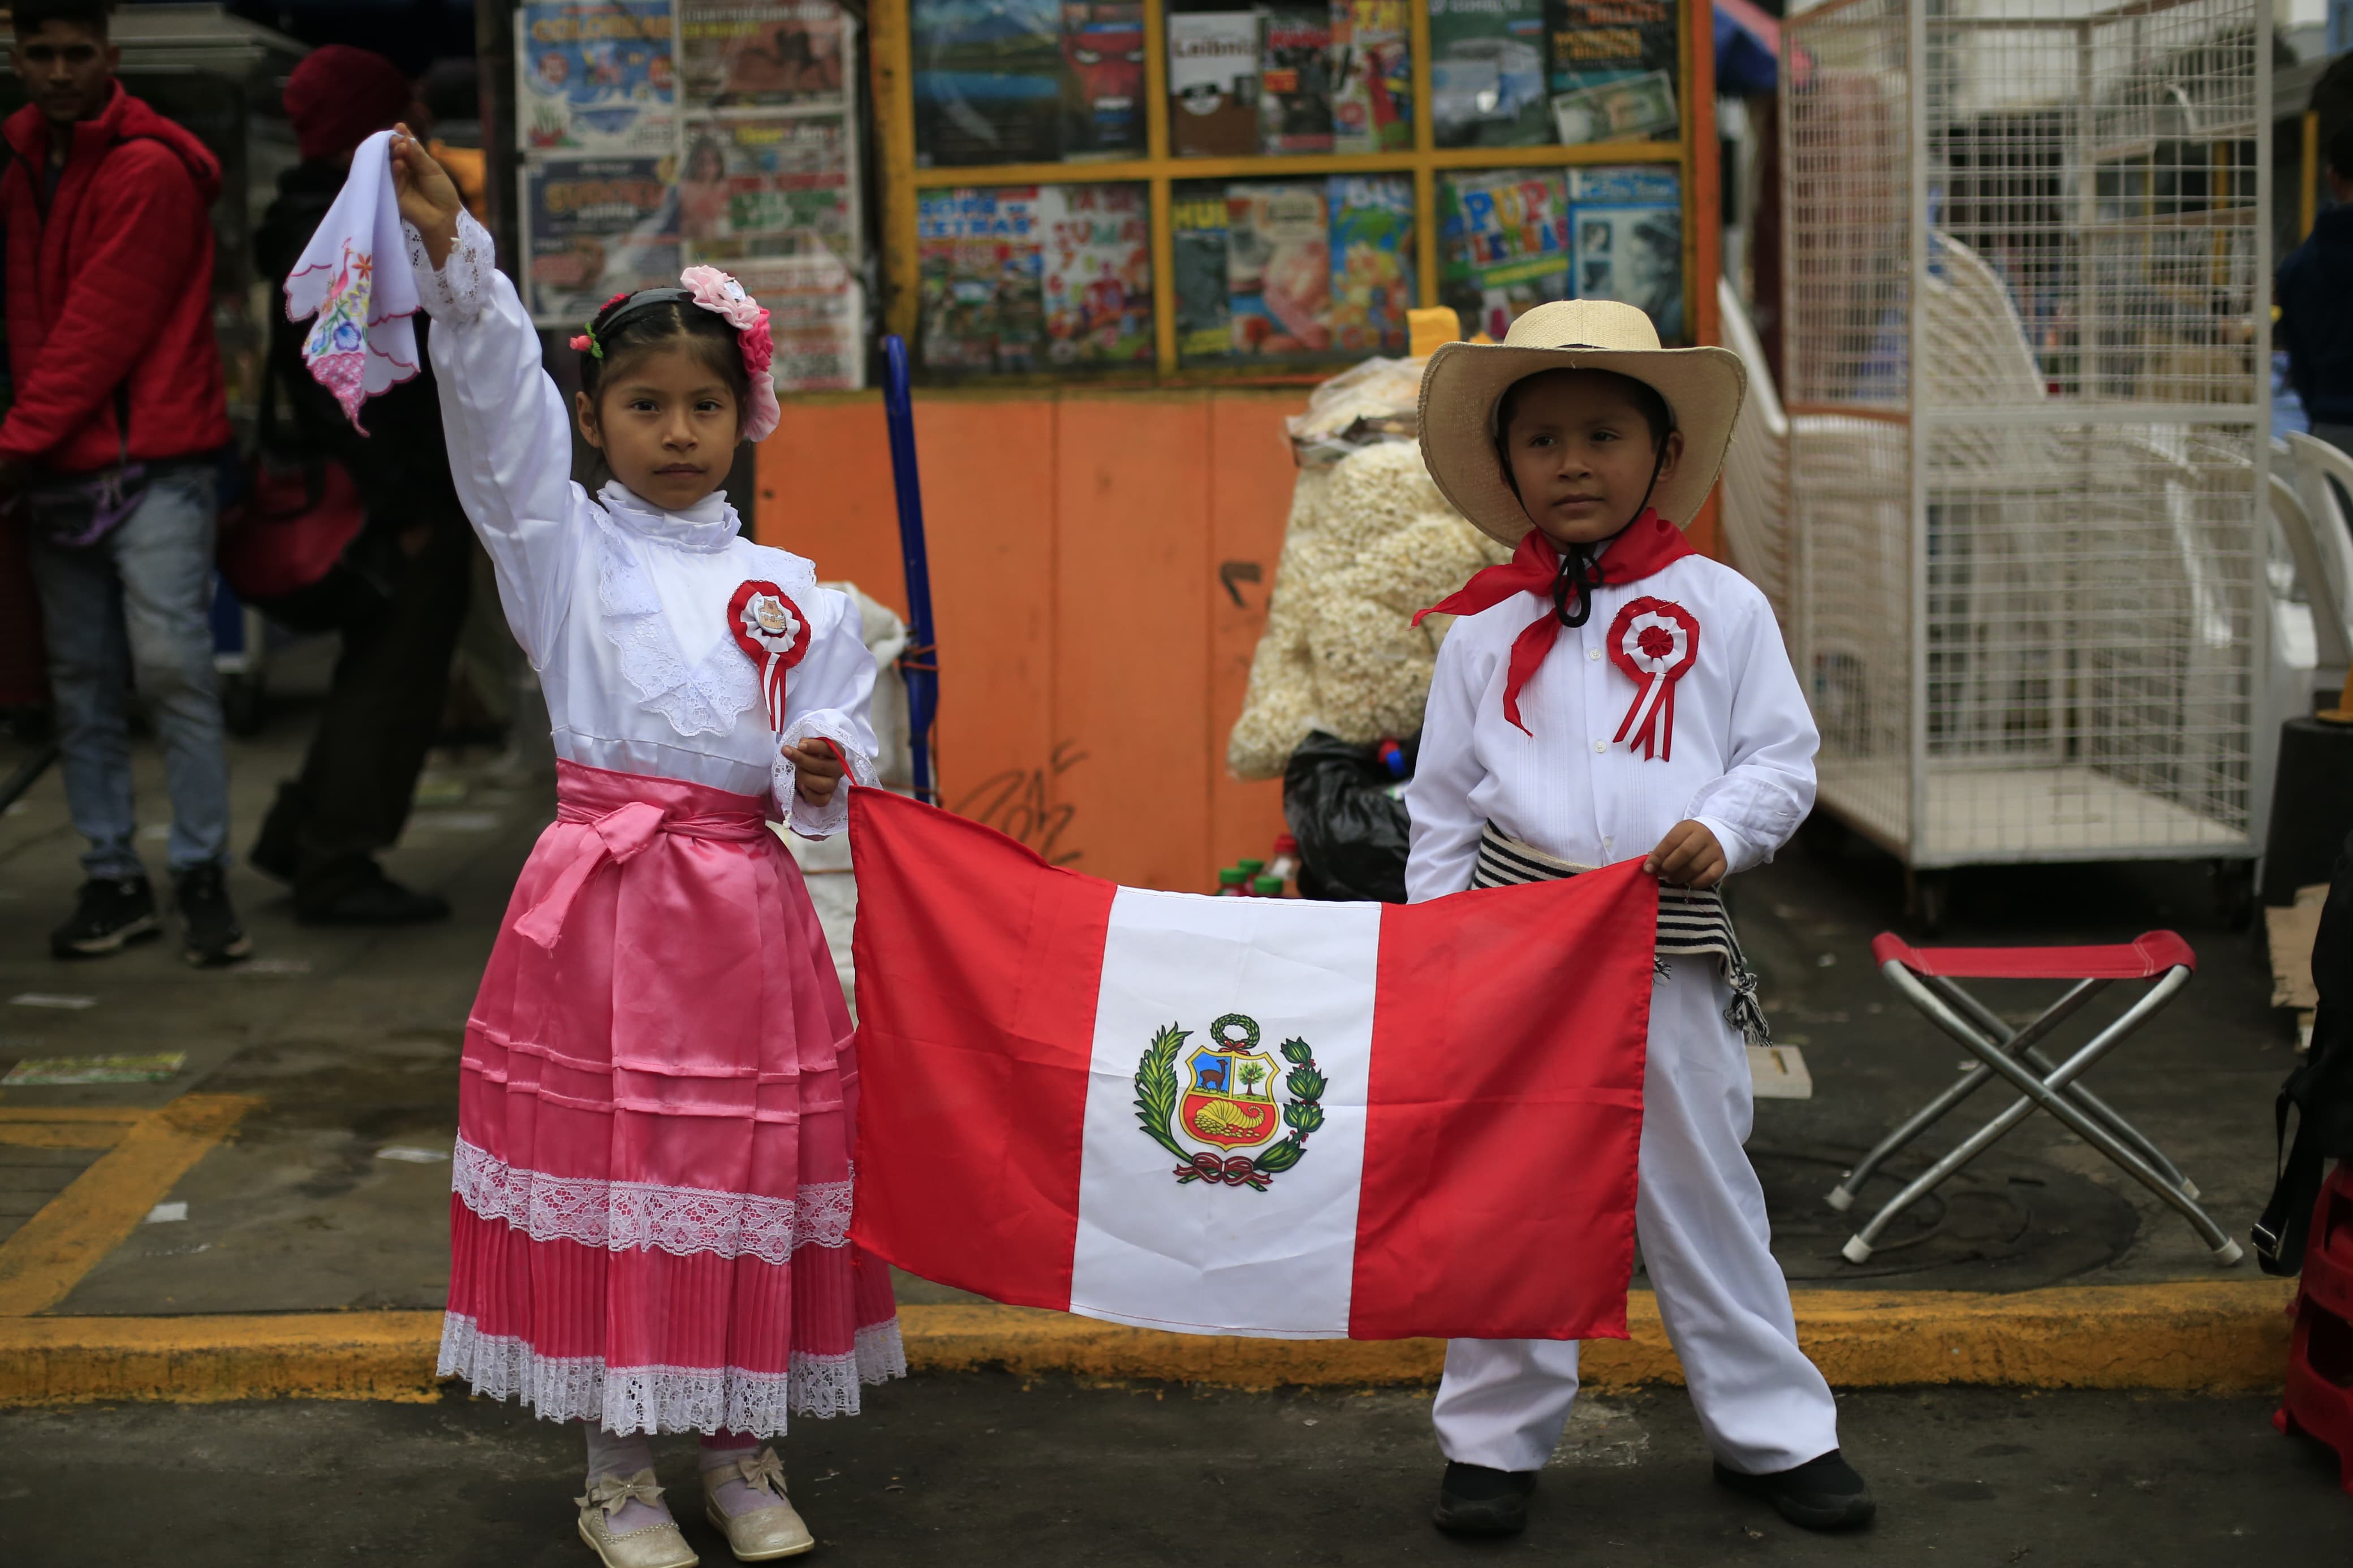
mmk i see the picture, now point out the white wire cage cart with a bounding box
[1778,0,2272,928]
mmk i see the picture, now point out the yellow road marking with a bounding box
[0,1108,144,1151]
[0,1280,2298,1409]
[0,1094,258,1316]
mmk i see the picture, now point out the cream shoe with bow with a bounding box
[701,1448,816,1560]
[576,1470,700,1568]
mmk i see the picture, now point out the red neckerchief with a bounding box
[1413,509,1695,735]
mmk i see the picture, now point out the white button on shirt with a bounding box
[1404,556,1819,902]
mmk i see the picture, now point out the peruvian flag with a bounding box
[847,791,1657,1342]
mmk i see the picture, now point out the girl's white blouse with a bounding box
[1404,555,1818,902]
[406,211,877,835]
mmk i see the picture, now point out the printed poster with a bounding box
[1440,167,1571,341]
[916,186,1049,373]
[913,0,1066,167]
[1037,184,1153,365]
[1227,182,1329,356]
[678,0,849,109]
[1546,0,1678,142]
[524,155,683,323]
[1331,0,1411,154]
[1059,1,1147,158]
[1571,200,1683,339]
[730,253,865,391]
[1329,175,1412,355]
[680,116,853,264]
[1428,0,1549,149]
[518,1,678,156]
[1171,192,1233,361]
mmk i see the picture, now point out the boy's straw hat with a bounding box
[1418,299,1748,546]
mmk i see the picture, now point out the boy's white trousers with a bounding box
[1432,966,1841,1475]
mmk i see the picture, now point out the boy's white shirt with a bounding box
[1404,554,1817,901]
[402,210,878,834]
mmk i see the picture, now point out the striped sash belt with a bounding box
[1470,824,1772,1047]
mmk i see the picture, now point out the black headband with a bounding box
[579,287,693,359]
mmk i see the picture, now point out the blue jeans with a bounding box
[26,465,231,879]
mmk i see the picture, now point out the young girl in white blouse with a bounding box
[390,131,899,1567]
[1406,301,1872,1541]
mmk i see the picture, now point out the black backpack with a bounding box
[2255,828,2353,1274]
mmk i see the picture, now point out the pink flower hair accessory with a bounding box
[682,264,781,442]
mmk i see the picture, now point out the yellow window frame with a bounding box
[869,0,1720,377]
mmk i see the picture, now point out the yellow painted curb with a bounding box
[0,1280,2295,1409]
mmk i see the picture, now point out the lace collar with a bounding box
[597,481,742,554]
[585,500,818,740]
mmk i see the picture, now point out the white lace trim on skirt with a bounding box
[451,1135,854,1265]
[437,1312,906,1437]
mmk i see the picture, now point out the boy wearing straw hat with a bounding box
[1406,300,1871,1538]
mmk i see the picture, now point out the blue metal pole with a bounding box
[881,336,940,805]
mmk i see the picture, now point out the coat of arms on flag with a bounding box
[846,789,1659,1343]
[1136,1014,1325,1190]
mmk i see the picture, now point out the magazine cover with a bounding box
[1058,2,1146,158]
[1438,167,1570,340]
[1227,182,1330,356]
[1330,0,1411,153]
[1546,0,1677,143]
[517,1,677,157]
[916,186,1049,373]
[679,116,854,262]
[913,0,1065,167]
[1168,12,1261,158]
[1259,8,1334,155]
[1036,184,1153,365]
[1171,191,1234,362]
[1428,0,1549,149]
[677,0,848,109]
[1571,200,1683,339]
[523,156,683,323]
[1328,174,1412,354]
[731,253,864,390]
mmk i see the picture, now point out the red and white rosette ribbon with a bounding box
[728,580,812,732]
[1608,597,1700,761]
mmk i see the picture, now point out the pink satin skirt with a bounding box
[437,759,902,1436]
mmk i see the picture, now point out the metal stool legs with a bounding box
[1839,961,2242,1267]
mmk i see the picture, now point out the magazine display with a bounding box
[916,187,1050,373]
[913,0,1067,167]
[523,156,684,322]
[1330,0,1411,154]
[1428,0,1549,149]
[1259,9,1334,155]
[517,1,678,155]
[1059,1,1147,158]
[1546,0,1678,145]
[1176,175,1415,364]
[678,116,853,264]
[1569,165,1683,338]
[1038,184,1154,364]
[1438,166,1570,342]
[677,0,848,109]
[1168,12,1262,158]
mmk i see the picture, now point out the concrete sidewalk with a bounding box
[0,688,2311,1402]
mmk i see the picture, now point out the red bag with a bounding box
[216,450,364,601]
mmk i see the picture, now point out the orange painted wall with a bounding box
[757,388,1304,892]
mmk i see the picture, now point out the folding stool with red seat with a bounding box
[1828,930,2242,1267]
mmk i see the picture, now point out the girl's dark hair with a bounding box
[1495,366,1673,452]
[578,292,752,432]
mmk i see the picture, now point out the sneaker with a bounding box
[296,862,450,926]
[1432,1461,1536,1536]
[49,876,160,958]
[172,863,253,967]
[1713,1448,1877,1530]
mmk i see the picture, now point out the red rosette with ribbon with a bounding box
[727,580,813,732]
[1608,597,1700,761]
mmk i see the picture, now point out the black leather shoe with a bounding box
[1713,1449,1876,1530]
[295,865,450,926]
[49,876,160,958]
[173,863,253,967]
[1432,1462,1537,1536]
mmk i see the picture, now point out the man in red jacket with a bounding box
[2,0,249,966]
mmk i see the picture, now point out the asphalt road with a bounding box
[1,1375,2343,1566]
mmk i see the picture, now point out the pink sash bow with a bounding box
[514,765,770,951]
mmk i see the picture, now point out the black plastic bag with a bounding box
[1282,731,1419,904]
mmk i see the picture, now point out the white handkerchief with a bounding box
[281,128,421,431]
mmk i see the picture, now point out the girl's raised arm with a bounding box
[393,128,577,667]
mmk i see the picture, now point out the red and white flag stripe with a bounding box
[847,791,1656,1342]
